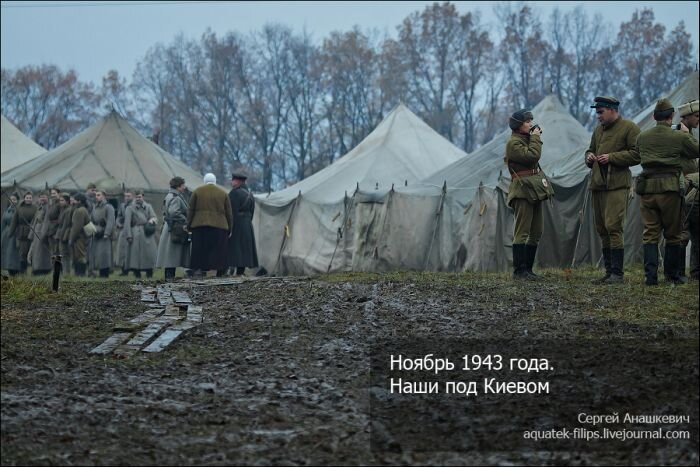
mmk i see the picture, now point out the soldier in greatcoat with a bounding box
[677,99,699,281]
[55,193,72,275]
[1,192,22,275]
[89,189,116,278]
[29,191,52,275]
[69,193,91,277]
[227,172,259,276]
[10,192,37,274]
[114,189,134,276]
[156,177,190,280]
[124,189,158,278]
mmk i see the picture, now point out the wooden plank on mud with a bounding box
[113,344,142,357]
[164,304,184,318]
[129,308,165,324]
[186,305,203,323]
[140,289,157,302]
[142,329,184,353]
[171,291,192,304]
[157,287,174,305]
[90,332,133,354]
[126,317,176,347]
[169,320,198,331]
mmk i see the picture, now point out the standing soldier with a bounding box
[677,99,699,281]
[29,191,52,275]
[156,177,190,280]
[115,189,134,276]
[585,96,641,283]
[89,189,116,278]
[636,98,699,285]
[505,110,554,279]
[55,193,72,275]
[124,189,158,279]
[69,193,91,277]
[10,192,37,274]
[1,192,22,275]
[85,183,97,213]
[227,172,259,276]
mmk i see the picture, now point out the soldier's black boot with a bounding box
[512,244,529,280]
[119,268,129,276]
[216,269,226,277]
[678,245,688,282]
[133,269,141,279]
[604,248,624,283]
[665,245,688,285]
[145,269,153,279]
[236,267,245,276]
[74,262,86,277]
[592,248,612,283]
[19,261,28,275]
[99,268,110,278]
[524,244,541,279]
[164,268,175,280]
[643,243,658,286]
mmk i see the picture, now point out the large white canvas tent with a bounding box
[1,110,204,193]
[1,115,45,174]
[254,103,467,274]
[254,97,593,275]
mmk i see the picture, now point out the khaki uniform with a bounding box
[587,117,641,249]
[636,121,699,284]
[506,132,554,244]
[505,132,554,278]
[43,200,62,256]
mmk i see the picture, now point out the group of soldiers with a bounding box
[506,96,699,285]
[1,172,260,280]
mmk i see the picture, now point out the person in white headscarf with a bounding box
[186,173,232,277]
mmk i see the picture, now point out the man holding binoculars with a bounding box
[585,96,641,284]
[505,109,554,280]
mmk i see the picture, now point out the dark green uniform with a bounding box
[9,202,37,273]
[636,121,699,284]
[586,116,641,279]
[506,132,554,278]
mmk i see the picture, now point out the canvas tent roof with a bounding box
[1,115,45,175]
[422,95,591,194]
[0,110,204,192]
[262,103,466,205]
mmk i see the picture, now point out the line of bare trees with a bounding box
[2,3,695,192]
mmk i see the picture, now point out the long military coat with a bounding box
[227,184,259,268]
[89,199,116,270]
[1,205,21,271]
[156,190,190,268]
[124,201,158,270]
[29,202,52,271]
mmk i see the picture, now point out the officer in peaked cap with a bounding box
[585,95,641,283]
[636,98,699,285]
[227,170,258,276]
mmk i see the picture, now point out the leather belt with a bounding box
[512,167,541,177]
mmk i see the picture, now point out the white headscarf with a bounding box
[203,173,216,185]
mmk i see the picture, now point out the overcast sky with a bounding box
[2,1,698,85]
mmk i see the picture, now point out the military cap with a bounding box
[590,96,620,109]
[231,172,248,181]
[653,98,674,114]
[86,182,97,190]
[509,109,534,130]
[678,99,699,117]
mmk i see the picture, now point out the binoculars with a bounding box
[529,124,542,135]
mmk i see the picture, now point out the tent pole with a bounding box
[423,182,447,270]
[272,192,301,276]
[570,178,591,269]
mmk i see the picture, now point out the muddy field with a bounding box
[1,270,698,465]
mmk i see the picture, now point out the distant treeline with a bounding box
[1,3,695,192]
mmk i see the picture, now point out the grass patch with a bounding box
[0,276,58,305]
